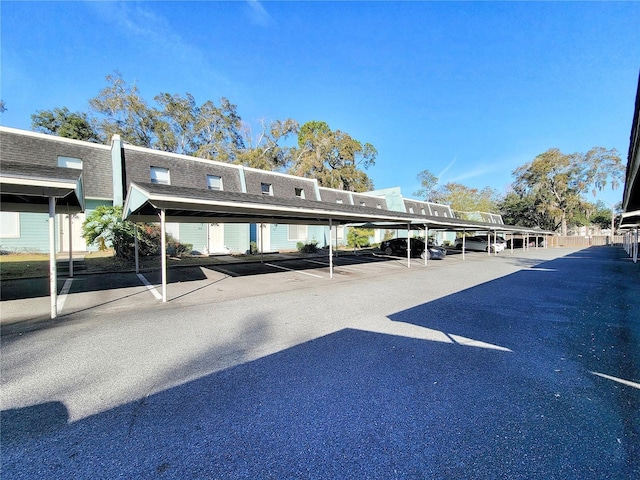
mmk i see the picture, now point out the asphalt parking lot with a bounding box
[1,246,639,479]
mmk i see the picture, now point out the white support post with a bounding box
[424,225,428,266]
[329,218,334,279]
[635,228,638,264]
[260,223,264,264]
[134,223,140,274]
[49,197,57,319]
[493,230,497,256]
[160,208,167,303]
[68,213,73,278]
[511,233,514,253]
[487,232,491,256]
[462,229,466,260]
[407,223,411,268]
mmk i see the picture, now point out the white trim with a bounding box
[0,126,111,149]
[0,176,77,189]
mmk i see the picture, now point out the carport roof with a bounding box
[0,160,84,213]
[123,181,556,233]
[124,181,428,225]
[621,71,640,227]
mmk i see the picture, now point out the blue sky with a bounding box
[2,1,639,207]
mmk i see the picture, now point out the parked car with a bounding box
[506,237,545,248]
[454,235,505,253]
[380,238,447,259]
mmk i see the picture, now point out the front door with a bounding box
[258,223,271,252]
[208,223,225,253]
[60,213,87,252]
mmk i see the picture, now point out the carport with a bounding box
[123,181,430,302]
[0,161,84,318]
[355,219,552,261]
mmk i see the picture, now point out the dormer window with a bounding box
[150,166,170,185]
[360,201,366,206]
[295,188,305,199]
[58,156,82,169]
[336,199,343,204]
[207,175,223,191]
[261,182,273,195]
[421,208,426,215]
[409,207,414,214]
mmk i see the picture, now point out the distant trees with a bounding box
[30,73,375,190]
[414,169,438,201]
[413,169,500,213]
[509,147,624,235]
[290,121,376,192]
[31,107,101,142]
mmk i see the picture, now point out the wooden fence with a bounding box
[546,235,624,247]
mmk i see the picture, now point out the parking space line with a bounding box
[265,263,323,278]
[56,278,74,313]
[137,273,163,300]
[304,259,329,266]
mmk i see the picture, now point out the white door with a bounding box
[208,223,226,253]
[60,213,87,252]
[258,223,271,252]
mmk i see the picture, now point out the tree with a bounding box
[82,205,160,259]
[290,121,376,192]
[585,200,617,231]
[191,97,245,162]
[414,169,439,201]
[236,118,299,170]
[512,147,624,235]
[154,93,245,160]
[498,191,557,231]
[89,72,159,148]
[31,107,101,142]
[435,182,500,214]
[347,227,375,248]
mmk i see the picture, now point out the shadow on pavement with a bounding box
[2,248,638,478]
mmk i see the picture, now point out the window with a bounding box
[360,201,366,206]
[421,208,426,215]
[409,207,414,214]
[150,166,170,185]
[377,204,382,209]
[261,182,273,195]
[434,211,439,216]
[0,212,19,238]
[57,156,82,169]
[336,199,343,204]
[295,188,305,198]
[288,224,308,241]
[207,175,223,191]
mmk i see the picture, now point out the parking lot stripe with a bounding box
[591,371,640,390]
[56,278,73,313]
[265,263,323,278]
[137,273,163,300]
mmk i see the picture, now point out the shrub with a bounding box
[347,227,374,248]
[83,205,161,259]
[296,241,318,253]
[166,235,192,256]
